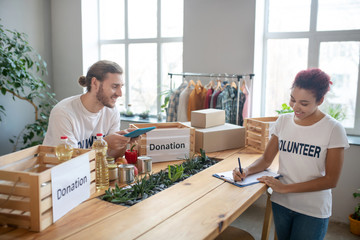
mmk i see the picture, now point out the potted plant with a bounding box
[0,20,57,151]
[275,103,293,114]
[139,110,150,119]
[121,104,134,117]
[349,188,360,235]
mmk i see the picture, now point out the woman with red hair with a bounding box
[233,69,349,240]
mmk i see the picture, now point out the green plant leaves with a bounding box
[275,103,293,115]
[0,20,58,151]
[101,151,218,206]
[353,188,360,220]
[322,103,346,121]
[168,164,184,183]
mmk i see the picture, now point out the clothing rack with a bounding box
[168,72,255,125]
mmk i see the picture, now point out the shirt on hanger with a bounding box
[221,85,237,124]
[187,82,207,121]
[215,90,224,110]
[166,81,187,122]
[210,89,218,108]
[177,85,194,122]
[204,88,214,109]
[237,90,246,126]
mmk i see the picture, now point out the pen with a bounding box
[238,157,242,174]
[238,157,243,181]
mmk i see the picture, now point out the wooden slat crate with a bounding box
[243,117,278,151]
[129,122,195,158]
[0,145,95,232]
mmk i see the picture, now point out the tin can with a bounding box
[108,164,118,181]
[106,157,115,165]
[117,164,135,184]
[137,156,152,174]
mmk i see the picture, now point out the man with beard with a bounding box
[43,60,136,158]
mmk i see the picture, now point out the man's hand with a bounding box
[107,131,130,146]
[104,129,139,158]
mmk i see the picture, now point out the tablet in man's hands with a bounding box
[124,127,156,138]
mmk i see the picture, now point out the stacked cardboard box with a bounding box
[183,109,245,153]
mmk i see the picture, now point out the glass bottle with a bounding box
[55,136,73,161]
[93,133,109,191]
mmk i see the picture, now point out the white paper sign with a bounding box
[51,153,91,222]
[146,128,190,162]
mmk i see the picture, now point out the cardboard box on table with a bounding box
[191,109,225,128]
[183,122,245,153]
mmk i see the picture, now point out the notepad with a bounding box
[213,169,281,187]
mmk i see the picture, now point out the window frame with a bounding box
[97,0,183,117]
[260,0,360,135]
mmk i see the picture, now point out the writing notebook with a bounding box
[213,170,281,187]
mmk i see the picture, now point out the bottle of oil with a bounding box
[55,136,73,161]
[93,133,109,190]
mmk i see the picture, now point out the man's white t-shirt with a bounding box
[271,113,349,218]
[43,94,120,148]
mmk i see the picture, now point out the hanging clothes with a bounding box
[204,88,214,109]
[210,89,218,108]
[187,81,207,121]
[167,73,253,125]
[221,84,237,124]
[241,79,250,119]
[215,89,224,110]
[166,81,187,122]
[237,90,246,126]
[212,89,222,109]
[177,82,195,122]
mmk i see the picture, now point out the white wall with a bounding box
[0,0,52,155]
[51,0,83,101]
[183,0,255,74]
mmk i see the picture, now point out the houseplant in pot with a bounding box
[349,188,360,235]
[0,20,57,151]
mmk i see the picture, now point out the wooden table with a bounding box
[0,147,277,240]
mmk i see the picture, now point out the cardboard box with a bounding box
[183,122,245,153]
[191,109,225,128]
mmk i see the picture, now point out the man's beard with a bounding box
[96,84,116,108]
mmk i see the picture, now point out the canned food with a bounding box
[106,157,115,164]
[108,164,118,181]
[117,164,135,184]
[137,156,152,174]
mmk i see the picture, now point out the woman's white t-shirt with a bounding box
[43,94,120,148]
[271,113,349,218]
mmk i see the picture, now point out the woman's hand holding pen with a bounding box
[232,167,248,182]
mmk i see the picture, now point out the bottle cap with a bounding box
[96,133,103,137]
[60,136,68,139]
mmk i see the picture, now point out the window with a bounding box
[259,0,360,135]
[98,0,183,116]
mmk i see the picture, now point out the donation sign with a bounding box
[51,153,90,222]
[146,128,190,162]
